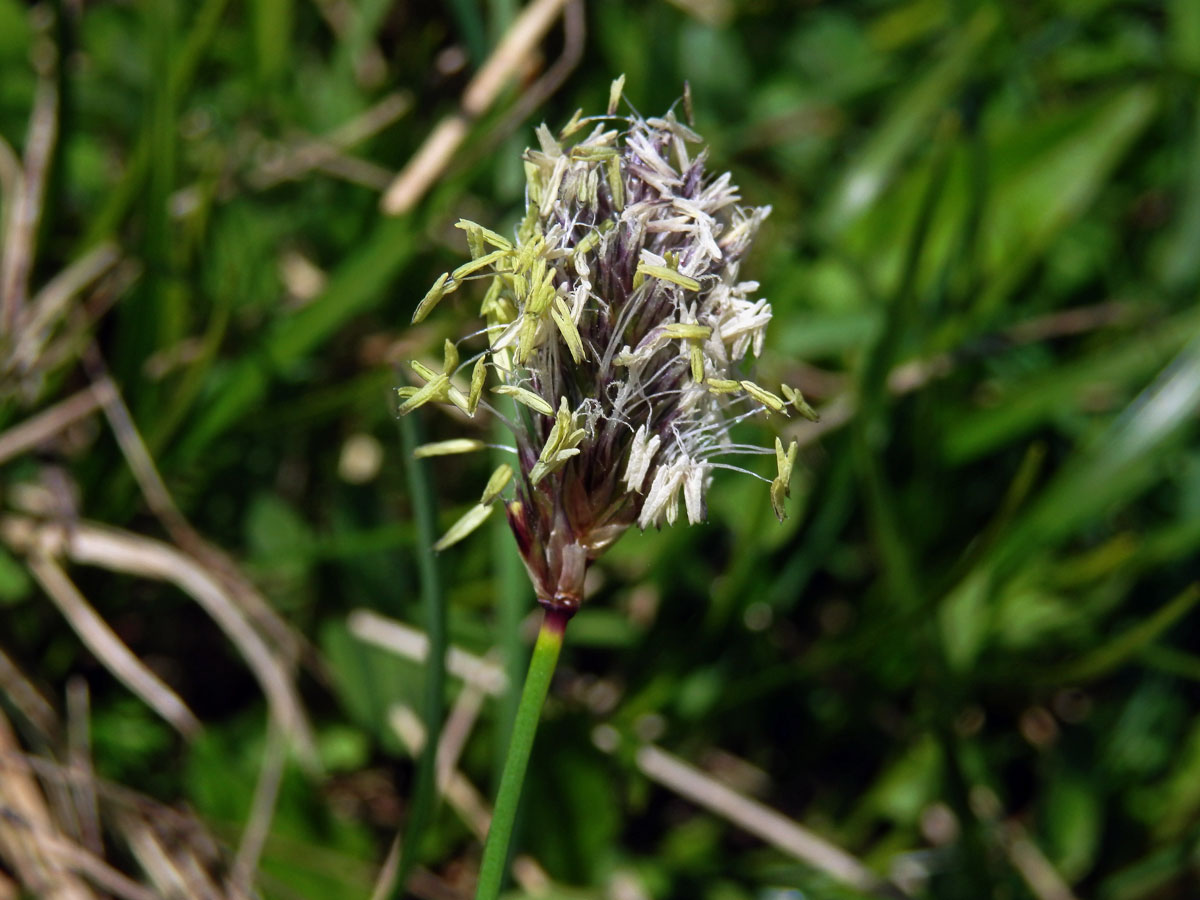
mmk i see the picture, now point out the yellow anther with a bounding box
[452,249,510,282]
[433,503,494,552]
[412,273,450,324]
[492,385,554,417]
[482,281,517,330]
[774,437,798,485]
[606,156,624,211]
[468,356,488,415]
[410,355,469,413]
[607,74,625,116]
[524,160,543,206]
[413,439,487,459]
[529,398,585,485]
[397,375,449,414]
[551,296,585,363]
[410,360,439,383]
[770,477,788,522]
[770,437,800,522]
[517,203,540,244]
[635,262,701,292]
[781,384,820,422]
[570,145,618,161]
[455,218,512,255]
[515,315,541,365]
[661,323,712,341]
[480,464,514,504]
[559,108,585,139]
[575,229,602,257]
[741,380,786,413]
[526,270,556,315]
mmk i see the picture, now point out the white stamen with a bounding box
[623,424,662,492]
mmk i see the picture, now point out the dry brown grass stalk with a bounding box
[0,709,95,900]
[0,387,106,467]
[380,0,573,215]
[8,243,120,374]
[251,91,412,190]
[348,608,508,695]
[25,556,202,736]
[0,8,59,332]
[64,679,102,858]
[2,515,317,767]
[228,722,287,896]
[79,346,311,675]
[0,647,58,737]
[388,704,492,839]
[633,743,903,896]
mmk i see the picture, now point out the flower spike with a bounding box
[404,97,794,609]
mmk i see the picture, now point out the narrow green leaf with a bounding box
[1039,585,1200,684]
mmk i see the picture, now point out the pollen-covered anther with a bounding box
[467,356,488,415]
[397,374,449,414]
[638,456,709,529]
[781,384,820,422]
[704,377,741,394]
[529,398,586,486]
[660,323,712,341]
[434,503,494,552]
[740,380,786,414]
[481,464,514,504]
[770,437,800,522]
[635,260,702,292]
[413,439,487,459]
[412,272,456,324]
[442,339,459,373]
[491,385,554,417]
[455,219,514,256]
[452,249,511,282]
[683,461,710,525]
[617,322,712,367]
[689,345,704,382]
[410,355,469,413]
[550,294,586,363]
[623,424,661,492]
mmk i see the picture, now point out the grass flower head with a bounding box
[403,82,810,614]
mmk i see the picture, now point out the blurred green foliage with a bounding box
[3,0,1200,898]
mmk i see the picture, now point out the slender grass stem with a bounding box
[389,414,445,900]
[492,415,527,784]
[475,608,569,900]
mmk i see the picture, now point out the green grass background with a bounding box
[3,0,1200,898]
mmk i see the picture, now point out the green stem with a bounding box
[389,415,446,899]
[475,608,568,900]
